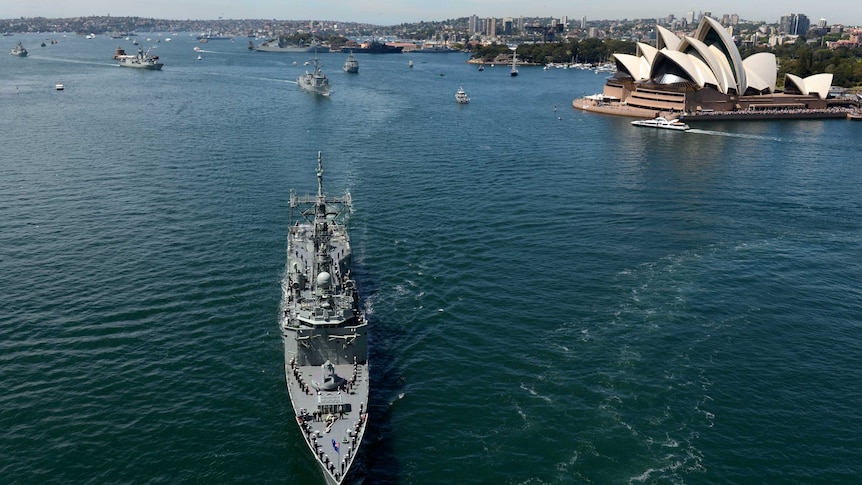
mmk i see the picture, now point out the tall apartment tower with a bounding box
[468,15,479,36]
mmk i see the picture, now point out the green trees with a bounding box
[773,40,862,88]
[469,39,636,65]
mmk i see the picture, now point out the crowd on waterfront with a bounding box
[574,96,861,120]
[686,106,854,117]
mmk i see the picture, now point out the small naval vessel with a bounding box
[9,41,28,57]
[116,47,163,70]
[280,152,369,485]
[297,57,331,96]
[342,51,359,73]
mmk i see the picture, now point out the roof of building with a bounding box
[612,16,833,100]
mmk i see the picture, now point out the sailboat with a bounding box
[510,46,519,77]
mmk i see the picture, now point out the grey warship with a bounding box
[280,152,369,485]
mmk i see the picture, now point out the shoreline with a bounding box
[573,98,854,121]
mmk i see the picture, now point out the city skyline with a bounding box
[1,1,859,27]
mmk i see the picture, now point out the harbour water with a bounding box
[2,33,862,484]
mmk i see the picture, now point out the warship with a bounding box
[116,47,163,70]
[280,152,369,485]
[297,57,331,96]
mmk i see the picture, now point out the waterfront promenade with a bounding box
[574,97,855,121]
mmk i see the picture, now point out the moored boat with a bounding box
[256,38,327,53]
[281,152,369,485]
[297,57,331,96]
[349,39,402,54]
[631,116,690,131]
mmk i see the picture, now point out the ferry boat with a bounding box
[631,116,690,131]
[281,152,369,485]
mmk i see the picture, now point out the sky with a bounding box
[1,1,859,27]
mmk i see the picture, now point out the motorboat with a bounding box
[455,86,470,104]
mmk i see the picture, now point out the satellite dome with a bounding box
[316,272,332,288]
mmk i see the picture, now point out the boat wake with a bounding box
[24,56,118,67]
[687,128,782,141]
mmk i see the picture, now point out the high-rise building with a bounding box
[780,13,810,35]
[581,16,587,29]
[484,17,496,36]
[468,15,479,36]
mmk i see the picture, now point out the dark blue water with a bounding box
[2,33,862,484]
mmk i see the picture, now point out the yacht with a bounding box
[455,86,470,104]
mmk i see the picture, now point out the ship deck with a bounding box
[285,360,369,484]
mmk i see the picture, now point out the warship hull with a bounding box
[280,152,368,484]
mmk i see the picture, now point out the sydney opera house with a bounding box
[584,16,834,116]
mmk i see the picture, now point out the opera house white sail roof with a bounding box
[612,16,832,100]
